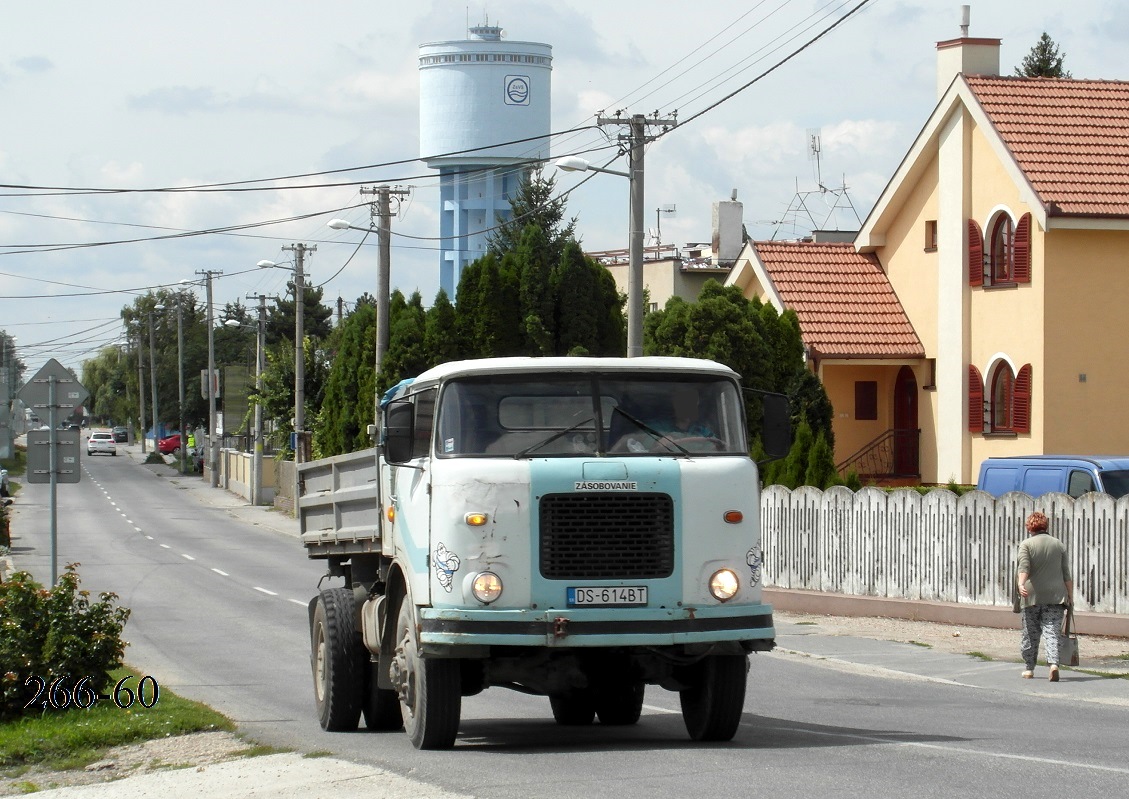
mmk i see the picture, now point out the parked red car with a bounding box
[157,433,186,455]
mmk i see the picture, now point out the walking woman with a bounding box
[1016,511,1073,681]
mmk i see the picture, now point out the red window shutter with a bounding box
[1013,364,1032,433]
[968,219,984,287]
[1013,213,1032,283]
[968,365,984,433]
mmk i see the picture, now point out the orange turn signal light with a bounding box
[723,510,743,524]
[465,512,489,527]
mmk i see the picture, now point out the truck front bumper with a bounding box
[418,603,774,648]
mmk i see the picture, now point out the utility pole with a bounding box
[197,269,223,487]
[245,293,267,506]
[282,243,314,469]
[595,112,677,357]
[359,185,409,418]
[148,308,161,450]
[136,331,147,453]
[176,300,186,474]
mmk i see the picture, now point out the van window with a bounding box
[1067,469,1096,498]
[1097,470,1129,499]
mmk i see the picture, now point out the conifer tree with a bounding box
[1015,32,1071,78]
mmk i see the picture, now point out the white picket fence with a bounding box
[761,486,1129,614]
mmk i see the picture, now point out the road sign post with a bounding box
[17,359,90,584]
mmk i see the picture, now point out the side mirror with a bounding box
[383,400,415,464]
[761,394,791,460]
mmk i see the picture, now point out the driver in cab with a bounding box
[615,384,716,453]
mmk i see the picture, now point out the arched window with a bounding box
[990,361,1014,432]
[989,214,1014,283]
[993,361,1020,431]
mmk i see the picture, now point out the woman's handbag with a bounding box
[1060,605,1080,666]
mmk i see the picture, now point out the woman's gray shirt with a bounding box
[1017,533,1071,608]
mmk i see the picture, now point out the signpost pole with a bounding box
[48,375,58,585]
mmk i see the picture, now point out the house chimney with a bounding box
[936,5,1000,99]
[712,194,744,264]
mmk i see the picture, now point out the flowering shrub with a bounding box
[0,564,130,720]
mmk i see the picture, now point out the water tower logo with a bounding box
[504,75,530,106]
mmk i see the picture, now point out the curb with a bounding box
[765,587,1129,639]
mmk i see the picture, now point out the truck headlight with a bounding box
[472,572,503,604]
[708,569,740,602]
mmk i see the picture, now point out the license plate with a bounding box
[567,586,648,607]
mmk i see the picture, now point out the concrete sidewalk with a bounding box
[122,443,299,540]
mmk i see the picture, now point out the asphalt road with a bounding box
[7,450,1129,799]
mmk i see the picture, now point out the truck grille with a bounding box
[539,493,675,580]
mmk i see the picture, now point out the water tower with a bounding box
[419,22,552,295]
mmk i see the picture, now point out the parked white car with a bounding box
[87,430,117,456]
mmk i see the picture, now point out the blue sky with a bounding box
[1,0,1120,372]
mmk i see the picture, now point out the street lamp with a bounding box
[149,304,165,451]
[224,303,265,505]
[327,217,389,394]
[258,258,305,458]
[555,154,644,357]
[259,246,314,512]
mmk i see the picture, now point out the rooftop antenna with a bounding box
[771,130,862,239]
[653,204,676,249]
[807,128,824,191]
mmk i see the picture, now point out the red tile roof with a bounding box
[965,76,1129,217]
[753,241,924,359]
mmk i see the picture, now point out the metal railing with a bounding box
[836,427,920,478]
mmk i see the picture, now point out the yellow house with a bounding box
[727,32,1129,484]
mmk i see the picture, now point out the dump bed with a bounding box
[298,448,381,558]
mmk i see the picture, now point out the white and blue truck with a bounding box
[299,356,789,749]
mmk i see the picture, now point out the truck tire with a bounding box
[362,661,403,731]
[311,588,364,731]
[549,689,596,726]
[595,681,645,726]
[679,655,747,742]
[390,600,461,749]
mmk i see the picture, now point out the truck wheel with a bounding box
[362,661,403,731]
[679,655,748,742]
[549,689,596,726]
[390,600,461,749]
[595,681,645,726]
[311,588,364,731]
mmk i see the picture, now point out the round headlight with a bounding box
[472,572,503,604]
[708,568,740,602]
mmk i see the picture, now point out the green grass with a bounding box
[0,668,234,771]
[965,651,993,661]
[1,448,27,479]
[906,640,932,648]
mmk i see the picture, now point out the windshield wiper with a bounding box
[610,407,690,456]
[514,417,595,459]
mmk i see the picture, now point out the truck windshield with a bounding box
[434,373,747,457]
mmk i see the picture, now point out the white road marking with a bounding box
[212,569,229,577]
[254,587,278,596]
[181,554,195,561]
[160,544,171,549]
[288,599,307,606]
